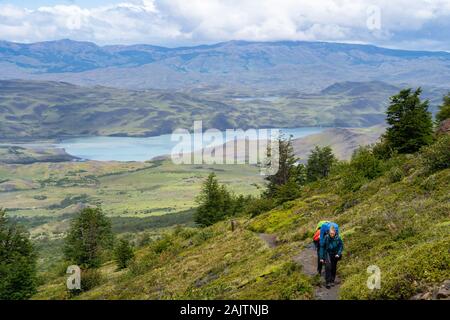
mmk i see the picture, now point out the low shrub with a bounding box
[191,229,216,246]
[152,235,175,254]
[386,166,404,183]
[81,268,103,292]
[244,197,276,218]
[340,239,450,299]
[351,146,383,180]
[420,134,450,173]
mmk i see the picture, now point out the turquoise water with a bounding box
[57,127,325,162]
[233,96,281,102]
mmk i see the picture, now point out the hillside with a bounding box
[34,146,450,300]
[2,40,450,91]
[0,80,447,140]
[292,125,386,160]
[0,80,403,139]
[0,145,76,164]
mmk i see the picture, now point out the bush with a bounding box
[276,262,312,300]
[420,134,450,173]
[191,229,216,246]
[386,166,404,183]
[152,235,174,254]
[350,146,383,180]
[274,179,301,205]
[173,226,198,240]
[137,232,152,247]
[333,162,368,193]
[244,197,276,218]
[114,239,135,270]
[373,138,396,160]
[80,268,103,292]
[128,252,158,276]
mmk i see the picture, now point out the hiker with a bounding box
[312,221,326,275]
[313,229,322,275]
[320,225,343,289]
[313,220,338,275]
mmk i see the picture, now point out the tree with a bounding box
[384,88,434,154]
[436,92,450,124]
[0,209,37,300]
[114,239,134,269]
[306,146,336,182]
[264,136,303,198]
[64,207,114,268]
[195,173,229,227]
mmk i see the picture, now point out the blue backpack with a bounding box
[319,221,339,246]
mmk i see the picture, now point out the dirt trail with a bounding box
[293,243,340,300]
[258,233,340,300]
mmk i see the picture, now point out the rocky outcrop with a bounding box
[436,119,450,135]
[410,280,450,300]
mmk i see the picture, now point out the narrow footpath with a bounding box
[258,233,340,300]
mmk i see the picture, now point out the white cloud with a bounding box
[0,0,449,50]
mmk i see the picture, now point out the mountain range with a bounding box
[2,39,450,90]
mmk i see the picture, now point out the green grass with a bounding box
[33,220,313,300]
[0,160,263,238]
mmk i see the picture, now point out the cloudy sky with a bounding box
[1,0,450,51]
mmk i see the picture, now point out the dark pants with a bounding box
[314,241,322,274]
[325,254,340,284]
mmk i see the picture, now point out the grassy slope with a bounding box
[1,80,432,139]
[34,221,313,300]
[34,159,449,300]
[250,166,450,299]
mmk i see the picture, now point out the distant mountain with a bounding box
[320,81,400,96]
[1,40,450,90]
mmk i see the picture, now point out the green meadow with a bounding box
[0,159,264,239]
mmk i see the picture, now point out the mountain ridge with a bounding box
[2,39,450,90]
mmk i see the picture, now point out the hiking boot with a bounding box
[325,283,331,289]
[331,282,335,287]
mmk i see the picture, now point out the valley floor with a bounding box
[0,159,264,273]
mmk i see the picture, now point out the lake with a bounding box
[56,127,325,162]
